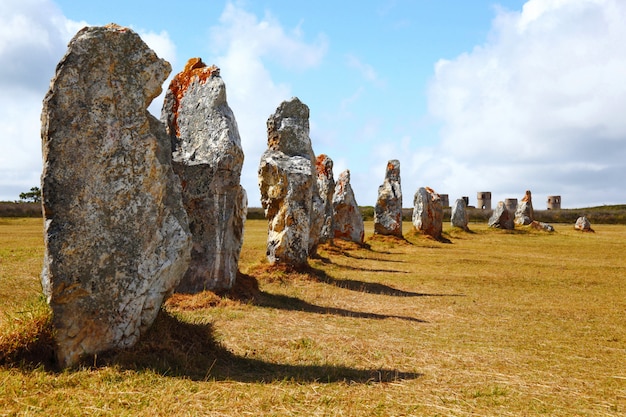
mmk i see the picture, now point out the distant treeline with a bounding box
[4,202,626,225]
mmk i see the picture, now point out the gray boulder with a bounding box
[451,198,470,231]
[412,187,443,239]
[574,216,594,232]
[374,160,403,237]
[40,24,192,368]
[258,97,321,266]
[489,201,515,229]
[333,170,365,243]
[161,58,247,292]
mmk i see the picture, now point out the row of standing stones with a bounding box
[39,25,593,368]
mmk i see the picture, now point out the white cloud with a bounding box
[0,0,87,200]
[207,2,328,206]
[427,0,626,207]
[346,54,386,88]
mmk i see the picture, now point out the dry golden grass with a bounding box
[0,217,625,416]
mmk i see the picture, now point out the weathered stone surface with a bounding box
[40,24,192,368]
[450,198,469,231]
[530,220,555,232]
[488,201,515,229]
[258,97,321,266]
[515,190,534,225]
[333,170,364,243]
[574,216,594,232]
[316,154,335,243]
[161,58,246,292]
[412,187,443,239]
[374,160,403,237]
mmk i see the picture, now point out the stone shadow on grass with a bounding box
[224,272,429,323]
[0,308,422,383]
[95,310,423,383]
[293,265,465,299]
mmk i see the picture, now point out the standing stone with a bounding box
[40,24,192,368]
[258,97,321,266]
[374,160,403,237]
[515,190,534,225]
[451,198,470,231]
[574,216,594,232]
[316,154,335,244]
[488,201,515,229]
[333,170,365,243]
[161,58,246,292]
[412,187,443,239]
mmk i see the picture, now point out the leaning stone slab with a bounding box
[412,187,443,239]
[259,97,320,266]
[451,198,470,231]
[374,159,403,237]
[161,58,247,292]
[41,24,192,368]
[488,201,514,230]
[333,170,365,243]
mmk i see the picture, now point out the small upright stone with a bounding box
[515,190,534,225]
[316,154,336,244]
[412,187,443,239]
[161,58,247,292]
[258,98,320,266]
[333,170,365,243]
[574,216,594,232]
[489,201,515,229]
[374,160,403,237]
[40,25,192,368]
[451,198,470,231]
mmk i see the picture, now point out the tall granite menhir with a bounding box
[258,98,322,267]
[162,58,247,292]
[374,159,403,237]
[41,25,192,368]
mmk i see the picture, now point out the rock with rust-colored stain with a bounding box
[488,201,515,229]
[451,198,470,231]
[316,154,336,243]
[374,159,403,237]
[161,58,247,292]
[258,97,322,266]
[515,190,534,225]
[412,187,443,239]
[41,24,192,368]
[333,170,364,243]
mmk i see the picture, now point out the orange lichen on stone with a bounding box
[168,58,220,136]
[316,154,331,177]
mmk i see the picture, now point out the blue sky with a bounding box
[2,0,625,208]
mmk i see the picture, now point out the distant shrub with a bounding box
[0,202,42,218]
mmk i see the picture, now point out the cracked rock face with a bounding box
[333,170,364,243]
[316,154,335,243]
[374,159,403,237]
[41,24,191,368]
[258,97,321,266]
[161,58,247,292]
[412,187,443,239]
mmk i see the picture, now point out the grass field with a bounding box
[0,217,625,416]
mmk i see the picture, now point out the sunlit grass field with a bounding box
[1,217,625,416]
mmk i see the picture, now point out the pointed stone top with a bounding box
[266,97,312,158]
